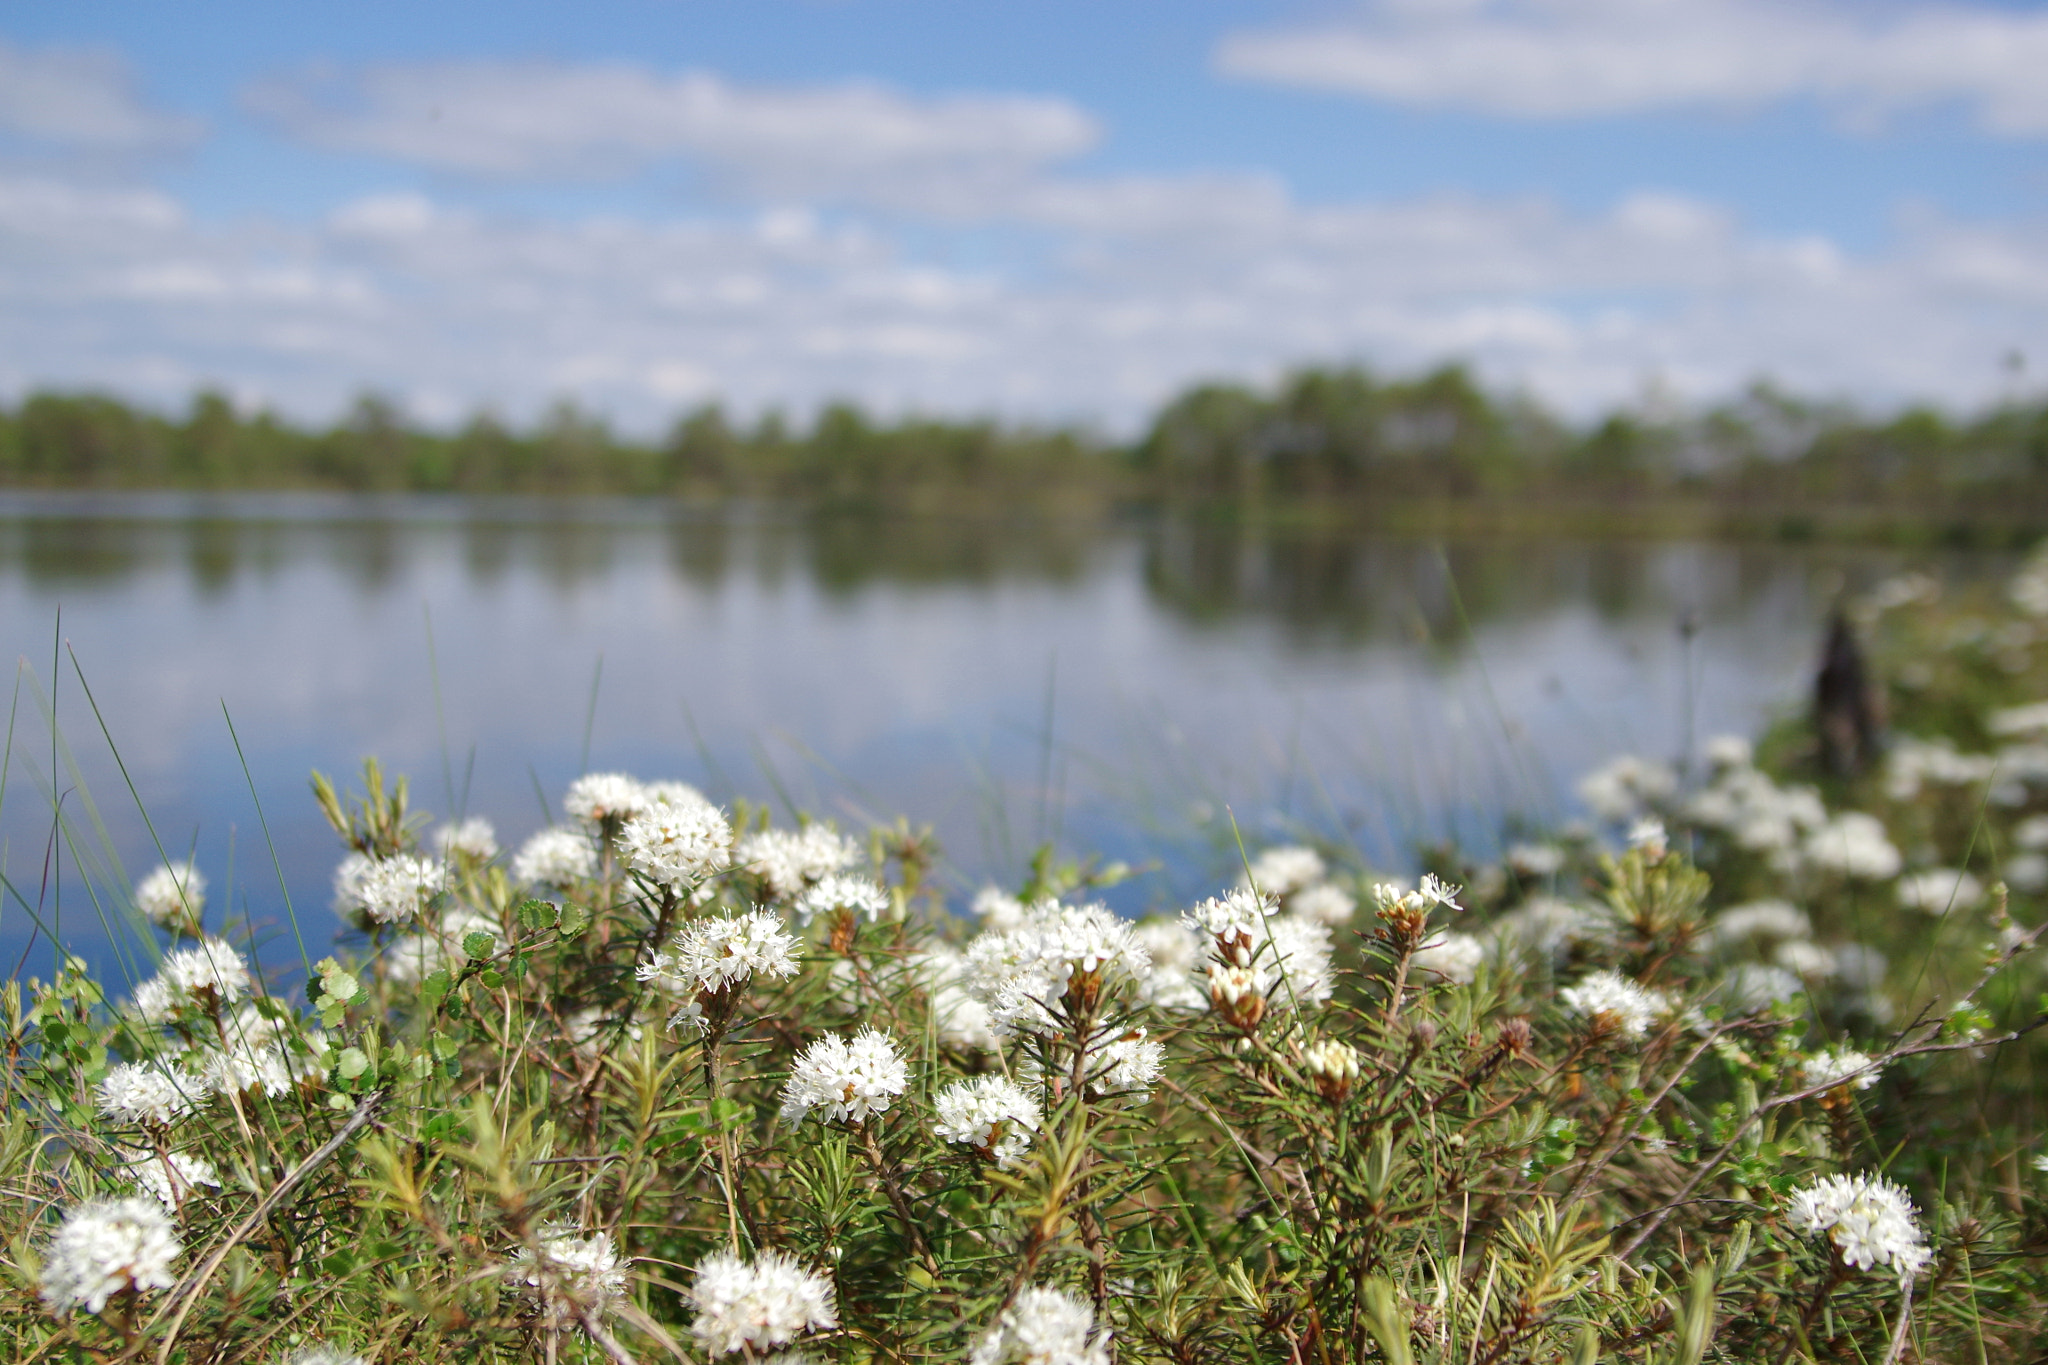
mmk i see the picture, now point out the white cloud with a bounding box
[245,60,1101,205]
[0,39,203,150]
[4,165,2044,434]
[1217,0,2048,133]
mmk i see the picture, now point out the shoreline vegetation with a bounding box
[11,542,2048,1358]
[6,366,2048,543]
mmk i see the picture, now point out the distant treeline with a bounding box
[6,367,2048,536]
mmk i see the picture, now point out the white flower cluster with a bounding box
[433,816,499,861]
[736,824,865,903]
[687,1250,838,1356]
[1371,875,1463,918]
[969,1285,1112,1365]
[1130,920,1207,1011]
[780,1027,909,1125]
[134,860,205,929]
[932,1075,1042,1167]
[1247,844,1325,896]
[638,910,802,1030]
[1804,1046,1882,1092]
[505,1222,629,1326]
[1804,812,1903,881]
[1559,970,1667,1038]
[39,1197,181,1315]
[909,947,1001,1050]
[793,873,892,927]
[1786,1173,1933,1278]
[1488,896,1611,963]
[1721,964,1804,1011]
[1183,889,1335,1019]
[1505,841,1566,877]
[967,901,1153,1033]
[563,771,652,826]
[132,937,252,1022]
[618,798,733,892]
[96,1062,202,1129]
[1884,735,1997,803]
[1710,901,1811,946]
[512,826,599,888]
[332,853,449,925]
[1577,754,1677,822]
[117,1148,220,1211]
[1896,867,1985,915]
[283,1347,367,1365]
[1055,1026,1166,1101]
[1684,760,1827,865]
[970,885,1032,932]
[1411,931,1485,984]
[199,1007,330,1097]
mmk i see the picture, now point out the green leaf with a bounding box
[421,969,451,1012]
[479,967,504,990]
[337,1046,370,1081]
[462,931,496,962]
[518,898,557,931]
[557,902,590,938]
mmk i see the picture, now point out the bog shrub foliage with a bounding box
[15,550,2048,1361]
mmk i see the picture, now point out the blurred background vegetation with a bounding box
[9,366,2048,542]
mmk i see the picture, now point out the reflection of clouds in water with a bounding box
[0,497,2016,968]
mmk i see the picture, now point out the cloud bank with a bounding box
[1217,0,2048,133]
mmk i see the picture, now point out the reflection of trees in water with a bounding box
[1134,519,1946,649]
[798,511,1095,596]
[0,502,2004,644]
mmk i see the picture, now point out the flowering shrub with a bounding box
[16,555,2048,1360]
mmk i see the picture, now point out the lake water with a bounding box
[0,492,2011,979]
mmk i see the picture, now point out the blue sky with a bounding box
[4,0,2048,432]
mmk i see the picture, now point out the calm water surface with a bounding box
[0,493,2009,979]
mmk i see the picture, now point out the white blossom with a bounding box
[116,1148,219,1212]
[1804,1047,1882,1092]
[1488,896,1609,961]
[1131,920,1207,1011]
[1370,875,1463,918]
[1896,867,1985,915]
[933,1075,1042,1167]
[618,800,733,892]
[1412,932,1484,985]
[39,1197,181,1315]
[433,817,499,861]
[1091,1026,1166,1099]
[505,1221,629,1327]
[563,772,650,826]
[1805,812,1903,881]
[687,1250,837,1356]
[1704,734,1754,770]
[638,910,802,1030]
[1722,964,1805,1011]
[643,779,712,808]
[969,1285,1112,1365]
[780,1028,909,1125]
[282,1347,367,1365]
[1183,887,1278,950]
[793,873,892,927]
[736,825,864,902]
[512,826,598,888]
[968,901,1152,1034]
[1775,940,1838,977]
[1577,754,1677,821]
[1505,842,1565,877]
[1289,883,1356,926]
[910,948,1002,1050]
[132,937,252,1023]
[337,855,448,925]
[1559,971,1667,1037]
[134,860,205,929]
[1786,1173,1933,1279]
[1246,845,1325,897]
[96,1063,203,1129]
[970,885,1031,932]
[198,1007,329,1097]
[1711,901,1811,946]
